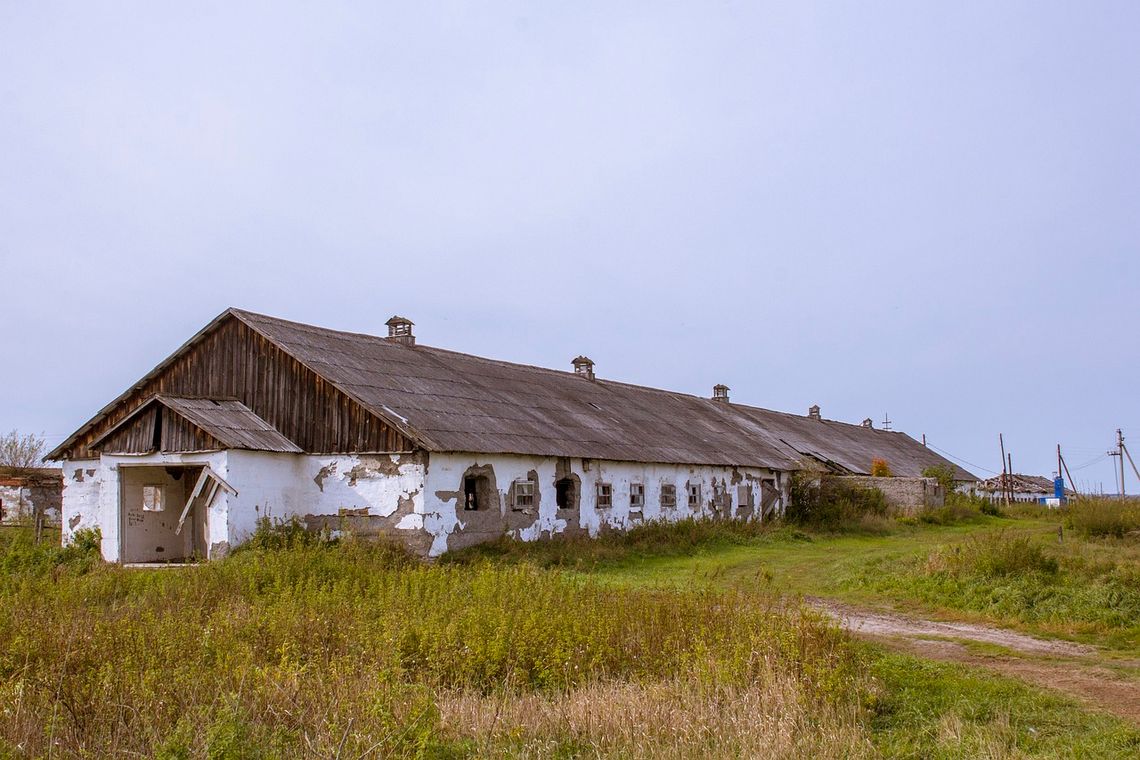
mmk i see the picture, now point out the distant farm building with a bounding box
[0,467,62,527]
[977,474,1073,505]
[49,309,974,562]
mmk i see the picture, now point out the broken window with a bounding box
[713,483,730,509]
[687,483,701,507]
[596,482,613,508]
[660,484,677,508]
[464,476,481,511]
[629,483,645,512]
[513,479,535,509]
[556,478,576,509]
[142,485,165,512]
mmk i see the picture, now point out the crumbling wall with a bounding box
[221,450,430,557]
[421,453,787,557]
[0,469,62,526]
[830,475,943,513]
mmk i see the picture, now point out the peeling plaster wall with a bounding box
[422,452,786,558]
[59,451,428,562]
[221,451,428,556]
[60,459,103,545]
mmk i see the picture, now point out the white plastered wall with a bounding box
[422,452,786,558]
[219,451,426,553]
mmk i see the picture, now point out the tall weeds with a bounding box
[0,535,871,758]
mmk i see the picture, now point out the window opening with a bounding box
[596,483,613,508]
[142,484,165,512]
[688,483,702,507]
[513,479,535,509]
[661,484,677,508]
[464,476,480,511]
[629,483,645,511]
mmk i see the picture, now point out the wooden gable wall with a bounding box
[96,404,225,455]
[60,316,412,459]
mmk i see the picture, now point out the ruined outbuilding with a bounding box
[48,309,974,561]
[0,467,62,527]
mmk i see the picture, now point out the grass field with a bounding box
[3,503,1140,758]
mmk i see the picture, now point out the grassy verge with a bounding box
[835,522,1140,651]
[868,650,1140,758]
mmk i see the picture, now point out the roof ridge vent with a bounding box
[808,404,821,421]
[572,356,595,381]
[385,315,415,346]
[712,384,730,403]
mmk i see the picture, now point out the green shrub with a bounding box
[920,465,956,494]
[785,474,888,529]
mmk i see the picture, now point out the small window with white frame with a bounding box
[629,483,645,511]
[660,483,677,508]
[513,479,535,509]
[142,484,165,512]
[687,483,701,507]
[596,482,613,508]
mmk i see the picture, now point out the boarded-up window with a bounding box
[142,485,165,512]
[660,484,677,508]
[596,483,613,508]
[630,483,645,511]
[513,479,535,509]
[737,484,753,508]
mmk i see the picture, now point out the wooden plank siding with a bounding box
[59,316,412,459]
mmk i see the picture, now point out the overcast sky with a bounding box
[2,2,1137,492]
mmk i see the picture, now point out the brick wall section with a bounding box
[831,475,944,514]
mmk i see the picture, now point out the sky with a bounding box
[1,2,1137,493]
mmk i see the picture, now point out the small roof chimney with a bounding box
[712,384,730,402]
[808,404,821,421]
[572,355,595,380]
[385,315,415,346]
[862,418,873,428]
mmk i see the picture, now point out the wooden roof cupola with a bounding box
[572,356,595,381]
[386,315,415,346]
[712,384,730,403]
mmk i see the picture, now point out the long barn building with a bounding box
[49,309,973,561]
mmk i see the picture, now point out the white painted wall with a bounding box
[60,450,427,561]
[422,452,785,557]
[62,448,783,562]
[220,451,426,552]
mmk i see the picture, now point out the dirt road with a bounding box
[812,598,1140,725]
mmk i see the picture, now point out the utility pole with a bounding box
[1123,436,1140,492]
[1058,444,1078,498]
[1008,453,1014,503]
[1109,429,1126,498]
[999,434,1010,507]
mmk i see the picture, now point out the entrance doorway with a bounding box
[119,465,208,563]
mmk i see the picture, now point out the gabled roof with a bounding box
[50,307,976,479]
[230,309,973,477]
[90,395,302,454]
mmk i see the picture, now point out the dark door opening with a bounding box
[556,478,576,509]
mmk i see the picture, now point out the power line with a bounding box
[924,442,1002,476]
